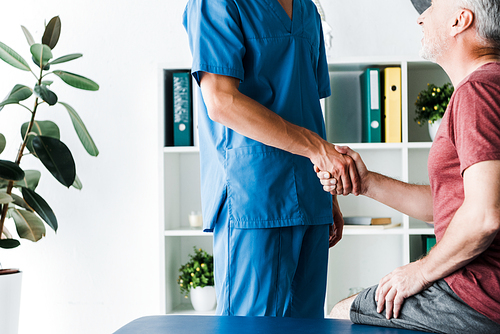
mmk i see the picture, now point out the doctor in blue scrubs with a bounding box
[183,0,359,318]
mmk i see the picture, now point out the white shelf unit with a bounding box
[159,59,451,315]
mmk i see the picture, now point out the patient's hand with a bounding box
[375,261,431,319]
[315,145,368,196]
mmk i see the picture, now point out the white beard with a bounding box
[419,33,449,63]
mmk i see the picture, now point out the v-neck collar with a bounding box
[264,0,300,33]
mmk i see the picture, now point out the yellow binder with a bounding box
[383,67,402,143]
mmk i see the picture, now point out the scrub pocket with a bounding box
[226,145,302,228]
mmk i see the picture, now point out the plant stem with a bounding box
[0,68,43,238]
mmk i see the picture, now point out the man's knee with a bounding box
[328,294,357,320]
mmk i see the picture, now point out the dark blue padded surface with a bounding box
[113,315,429,334]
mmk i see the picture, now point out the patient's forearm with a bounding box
[365,171,433,222]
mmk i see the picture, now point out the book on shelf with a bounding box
[422,235,436,253]
[344,216,392,226]
[173,71,193,146]
[383,67,402,143]
[360,68,382,143]
[164,69,193,147]
[325,71,363,143]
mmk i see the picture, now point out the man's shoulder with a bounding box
[467,62,500,87]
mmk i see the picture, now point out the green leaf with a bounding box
[21,25,35,46]
[32,136,76,187]
[30,44,53,68]
[9,192,34,211]
[0,41,31,71]
[53,71,99,91]
[34,84,58,106]
[0,192,13,204]
[41,80,53,86]
[0,133,5,154]
[42,16,61,50]
[50,53,82,65]
[0,160,24,181]
[10,208,46,242]
[32,55,50,71]
[72,174,83,190]
[0,84,33,110]
[22,120,60,139]
[13,170,41,191]
[59,102,99,156]
[21,187,57,232]
[21,120,60,154]
[0,239,20,249]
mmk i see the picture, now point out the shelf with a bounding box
[408,228,435,235]
[164,146,199,153]
[162,143,432,153]
[170,303,216,316]
[343,225,404,235]
[165,228,207,237]
[407,142,433,149]
[165,226,413,237]
[336,142,432,150]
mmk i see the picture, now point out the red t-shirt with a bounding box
[428,62,500,323]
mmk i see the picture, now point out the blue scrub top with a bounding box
[183,0,333,231]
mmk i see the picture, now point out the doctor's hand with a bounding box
[375,261,431,319]
[316,145,369,196]
[329,195,344,247]
[311,143,360,196]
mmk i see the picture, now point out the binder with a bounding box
[164,70,174,147]
[172,71,193,146]
[325,71,362,143]
[360,68,381,143]
[383,67,402,143]
[423,235,436,254]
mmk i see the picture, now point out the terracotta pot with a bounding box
[0,269,22,334]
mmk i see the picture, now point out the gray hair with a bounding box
[460,0,500,49]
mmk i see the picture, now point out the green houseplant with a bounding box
[177,247,214,298]
[177,247,216,312]
[414,82,454,125]
[0,16,99,250]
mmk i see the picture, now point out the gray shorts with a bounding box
[350,279,500,333]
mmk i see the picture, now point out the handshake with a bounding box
[312,144,369,197]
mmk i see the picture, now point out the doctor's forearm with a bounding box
[200,73,345,172]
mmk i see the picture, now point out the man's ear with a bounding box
[450,9,474,37]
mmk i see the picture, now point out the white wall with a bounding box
[0,1,423,333]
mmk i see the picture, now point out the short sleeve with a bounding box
[450,82,500,174]
[317,24,331,99]
[183,0,246,85]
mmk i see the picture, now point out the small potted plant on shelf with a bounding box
[177,247,216,312]
[0,16,99,334]
[414,82,454,140]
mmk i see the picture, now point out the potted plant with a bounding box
[177,247,216,312]
[414,82,454,140]
[0,16,99,334]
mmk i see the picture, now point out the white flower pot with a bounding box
[190,286,216,312]
[428,118,442,141]
[0,270,22,334]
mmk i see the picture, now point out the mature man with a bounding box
[183,0,359,318]
[318,0,500,332]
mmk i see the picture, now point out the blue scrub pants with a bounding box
[213,205,330,318]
